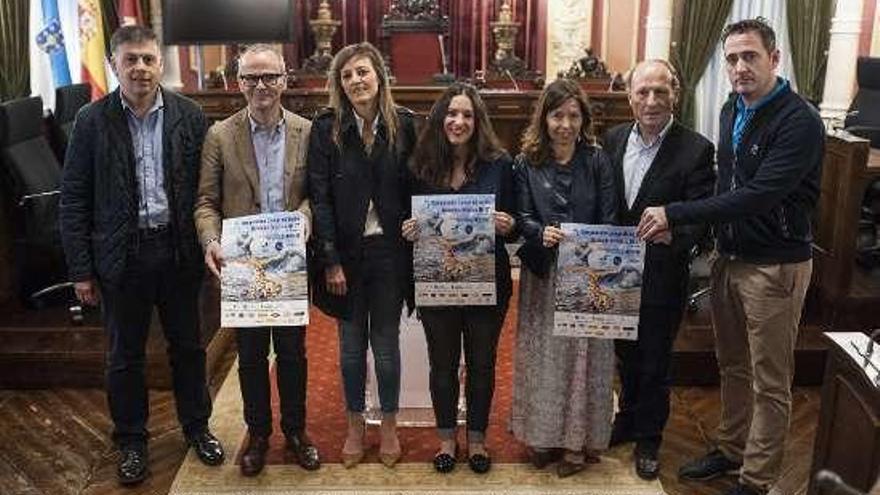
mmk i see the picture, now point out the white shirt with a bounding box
[622,117,674,208]
[354,111,383,236]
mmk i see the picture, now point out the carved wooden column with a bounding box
[644,0,673,60]
[820,0,864,125]
[545,0,592,79]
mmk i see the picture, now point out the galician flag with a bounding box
[35,0,71,88]
[29,0,79,109]
[78,0,108,100]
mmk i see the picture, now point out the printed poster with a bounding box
[412,194,496,306]
[554,224,645,340]
[220,211,309,327]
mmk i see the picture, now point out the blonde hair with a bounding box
[327,42,399,148]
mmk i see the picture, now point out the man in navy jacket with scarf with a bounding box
[638,18,824,495]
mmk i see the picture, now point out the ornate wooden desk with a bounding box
[809,332,880,494]
[184,86,633,152]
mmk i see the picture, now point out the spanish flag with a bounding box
[78,0,108,100]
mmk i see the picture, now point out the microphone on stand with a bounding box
[503,68,519,92]
[815,469,866,495]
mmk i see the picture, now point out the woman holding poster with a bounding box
[307,42,418,468]
[401,83,516,474]
[510,78,618,477]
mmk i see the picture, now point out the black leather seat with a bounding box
[50,83,90,162]
[844,57,880,148]
[0,96,81,319]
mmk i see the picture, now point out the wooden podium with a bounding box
[812,134,880,330]
[809,332,880,494]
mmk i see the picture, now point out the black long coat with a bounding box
[602,120,715,307]
[307,107,418,318]
[60,88,207,287]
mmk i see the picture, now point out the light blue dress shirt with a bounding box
[122,90,168,228]
[248,114,287,213]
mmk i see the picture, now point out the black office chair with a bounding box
[686,231,714,314]
[844,57,880,148]
[0,96,82,321]
[49,83,90,163]
[855,180,880,269]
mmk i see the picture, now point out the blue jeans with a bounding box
[338,236,403,413]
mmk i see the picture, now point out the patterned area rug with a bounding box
[170,291,665,495]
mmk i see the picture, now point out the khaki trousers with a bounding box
[710,256,812,491]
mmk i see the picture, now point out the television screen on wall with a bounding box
[162,0,294,44]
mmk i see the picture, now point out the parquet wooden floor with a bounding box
[0,353,821,495]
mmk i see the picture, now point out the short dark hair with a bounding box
[721,17,776,53]
[110,25,158,54]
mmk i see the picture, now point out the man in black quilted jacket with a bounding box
[638,18,824,495]
[59,25,223,486]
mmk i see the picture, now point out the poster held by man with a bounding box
[553,224,644,340]
[220,211,309,328]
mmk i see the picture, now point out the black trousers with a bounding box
[101,232,211,448]
[237,326,307,438]
[614,303,683,453]
[419,298,508,439]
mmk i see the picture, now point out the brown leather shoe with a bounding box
[240,434,269,477]
[556,459,587,478]
[528,447,561,469]
[285,431,320,471]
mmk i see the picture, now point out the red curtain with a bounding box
[288,0,545,79]
[288,0,391,70]
[441,0,544,78]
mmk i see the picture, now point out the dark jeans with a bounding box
[419,298,508,441]
[236,326,307,438]
[614,303,683,454]
[101,231,211,448]
[337,236,403,413]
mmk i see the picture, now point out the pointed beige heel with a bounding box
[378,412,402,467]
[341,412,365,468]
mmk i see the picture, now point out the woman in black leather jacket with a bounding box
[509,78,618,478]
[401,83,516,474]
[307,42,417,469]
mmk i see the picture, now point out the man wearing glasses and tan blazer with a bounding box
[194,43,318,477]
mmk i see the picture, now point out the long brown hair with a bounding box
[519,78,593,166]
[410,83,504,188]
[327,42,399,149]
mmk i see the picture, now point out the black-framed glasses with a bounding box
[238,73,285,87]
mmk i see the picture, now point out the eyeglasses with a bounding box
[238,73,285,87]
